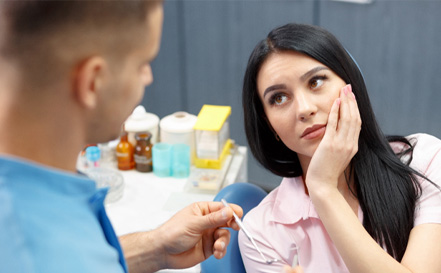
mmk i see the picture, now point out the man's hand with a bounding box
[156,201,243,269]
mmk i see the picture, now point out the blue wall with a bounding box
[142,0,441,191]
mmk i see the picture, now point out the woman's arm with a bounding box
[310,186,441,273]
[306,85,441,273]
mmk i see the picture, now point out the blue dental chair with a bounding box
[200,182,268,273]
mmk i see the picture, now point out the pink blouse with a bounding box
[238,133,441,273]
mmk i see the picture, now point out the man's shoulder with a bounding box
[0,179,35,273]
[0,164,124,273]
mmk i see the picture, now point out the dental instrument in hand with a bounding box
[291,245,300,268]
[221,198,280,265]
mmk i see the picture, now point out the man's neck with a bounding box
[0,94,85,173]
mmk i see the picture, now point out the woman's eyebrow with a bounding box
[300,66,330,82]
[263,84,287,98]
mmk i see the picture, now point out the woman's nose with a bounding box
[295,92,316,121]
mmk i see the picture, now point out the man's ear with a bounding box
[72,56,107,109]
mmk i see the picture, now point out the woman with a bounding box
[239,23,441,273]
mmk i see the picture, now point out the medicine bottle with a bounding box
[116,130,135,170]
[125,105,160,146]
[85,146,101,169]
[134,132,153,172]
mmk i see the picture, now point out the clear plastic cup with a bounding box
[172,144,191,178]
[152,143,172,177]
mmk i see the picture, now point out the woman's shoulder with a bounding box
[243,183,280,223]
[407,133,441,148]
[390,133,440,150]
[408,134,441,226]
[407,133,441,169]
[413,133,441,147]
[391,133,441,184]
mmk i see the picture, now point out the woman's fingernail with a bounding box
[220,241,226,250]
[343,85,348,95]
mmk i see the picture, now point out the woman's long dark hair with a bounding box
[243,23,426,261]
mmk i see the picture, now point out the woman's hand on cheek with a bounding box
[305,84,362,194]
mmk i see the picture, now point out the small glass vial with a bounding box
[85,146,101,169]
[116,130,135,170]
[134,132,153,172]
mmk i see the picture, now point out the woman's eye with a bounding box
[270,94,288,105]
[310,75,327,89]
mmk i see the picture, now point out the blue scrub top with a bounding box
[0,156,128,273]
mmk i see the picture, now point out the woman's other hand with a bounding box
[283,265,304,273]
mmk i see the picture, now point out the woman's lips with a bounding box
[301,124,326,140]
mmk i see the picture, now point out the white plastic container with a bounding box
[159,111,197,163]
[124,105,159,146]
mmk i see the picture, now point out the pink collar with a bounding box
[269,176,363,224]
[269,177,320,224]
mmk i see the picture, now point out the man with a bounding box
[0,1,242,272]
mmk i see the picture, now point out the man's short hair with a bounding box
[0,0,160,90]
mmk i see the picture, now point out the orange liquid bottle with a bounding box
[116,130,135,170]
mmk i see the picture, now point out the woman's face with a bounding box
[257,50,346,159]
